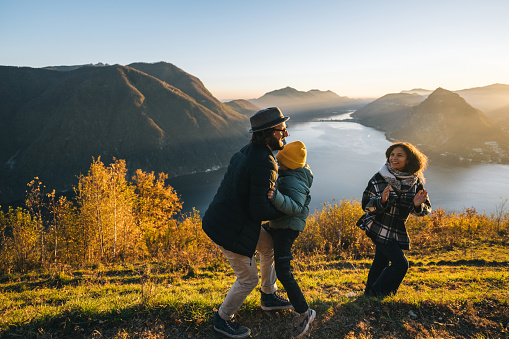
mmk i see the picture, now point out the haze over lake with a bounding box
[169,112,509,216]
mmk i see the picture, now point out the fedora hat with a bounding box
[249,107,290,133]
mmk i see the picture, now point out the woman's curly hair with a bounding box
[386,142,428,180]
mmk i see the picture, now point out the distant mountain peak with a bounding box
[406,88,429,92]
[43,63,110,72]
[430,87,448,94]
[354,84,509,163]
[262,87,299,96]
[249,87,366,116]
[392,86,504,159]
[423,87,475,112]
[400,88,433,96]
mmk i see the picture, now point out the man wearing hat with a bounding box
[203,107,292,338]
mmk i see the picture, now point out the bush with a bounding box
[408,207,509,254]
[295,199,373,258]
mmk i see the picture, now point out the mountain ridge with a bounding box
[224,99,260,116]
[0,63,250,203]
[355,87,509,163]
[249,86,368,118]
[2,61,509,203]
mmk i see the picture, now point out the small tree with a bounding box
[132,169,183,258]
[76,157,109,262]
[25,178,47,265]
[0,207,39,272]
[46,194,79,264]
[76,157,139,263]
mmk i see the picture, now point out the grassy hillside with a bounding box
[0,245,507,338]
[0,162,508,338]
[1,198,508,338]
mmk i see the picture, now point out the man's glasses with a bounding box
[273,127,289,136]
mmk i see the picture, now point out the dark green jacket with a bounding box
[269,164,313,232]
[202,142,283,257]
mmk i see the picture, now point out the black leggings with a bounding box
[365,240,409,297]
[270,228,308,313]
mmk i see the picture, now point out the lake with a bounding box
[168,112,509,216]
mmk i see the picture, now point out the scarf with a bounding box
[378,162,418,194]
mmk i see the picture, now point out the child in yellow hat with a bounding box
[267,140,315,338]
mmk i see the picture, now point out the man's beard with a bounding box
[268,135,284,151]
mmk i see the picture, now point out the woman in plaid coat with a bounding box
[357,142,431,297]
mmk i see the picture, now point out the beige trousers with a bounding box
[218,227,277,320]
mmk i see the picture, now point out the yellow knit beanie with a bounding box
[276,141,307,170]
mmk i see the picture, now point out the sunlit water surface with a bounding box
[169,113,509,216]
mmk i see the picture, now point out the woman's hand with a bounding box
[381,185,391,203]
[267,187,275,199]
[414,189,428,207]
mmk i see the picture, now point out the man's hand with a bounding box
[267,187,275,199]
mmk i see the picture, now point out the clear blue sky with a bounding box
[1,0,508,100]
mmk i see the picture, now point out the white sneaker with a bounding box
[292,308,316,338]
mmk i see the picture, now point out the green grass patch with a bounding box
[1,245,508,338]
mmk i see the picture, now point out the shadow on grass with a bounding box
[310,295,509,339]
[2,295,508,338]
[2,301,209,339]
[0,275,152,293]
[424,259,509,267]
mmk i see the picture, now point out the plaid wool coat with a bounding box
[357,172,431,250]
